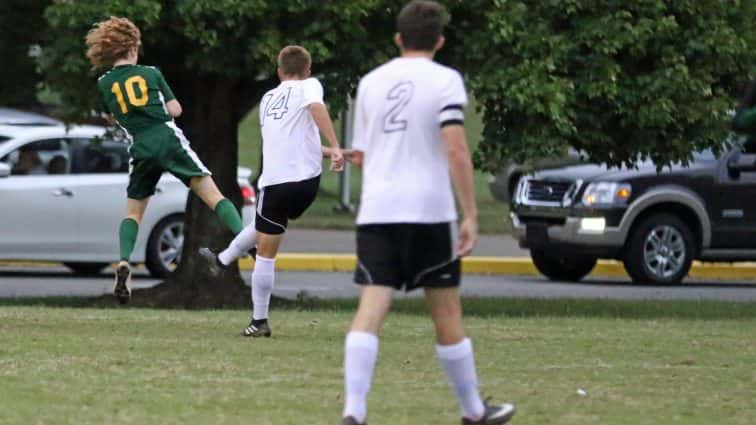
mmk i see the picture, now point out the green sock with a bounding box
[214,198,244,235]
[119,218,139,262]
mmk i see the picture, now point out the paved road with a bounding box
[281,229,527,256]
[2,265,756,302]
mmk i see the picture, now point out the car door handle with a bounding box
[52,188,74,197]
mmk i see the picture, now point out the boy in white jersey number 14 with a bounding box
[199,46,345,337]
[341,1,515,425]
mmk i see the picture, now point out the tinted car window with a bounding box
[70,138,130,174]
[0,139,71,176]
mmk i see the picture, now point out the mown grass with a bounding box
[237,101,509,234]
[1,298,755,425]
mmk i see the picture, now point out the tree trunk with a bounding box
[134,76,248,307]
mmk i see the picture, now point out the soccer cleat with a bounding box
[462,401,516,425]
[241,319,272,338]
[113,261,132,304]
[198,247,227,276]
[342,416,366,425]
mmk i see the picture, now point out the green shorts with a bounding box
[127,122,211,200]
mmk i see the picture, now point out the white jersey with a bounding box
[352,57,468,225]
[257,78,324,188]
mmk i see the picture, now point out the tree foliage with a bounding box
[29,0,756,298]
[0,0,51,107]
[451,0,756,170]
[39,0,403,296]
[40,0,401,120]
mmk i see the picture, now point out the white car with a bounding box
[0,117,255,277]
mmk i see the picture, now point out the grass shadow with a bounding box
[3,292,756,321]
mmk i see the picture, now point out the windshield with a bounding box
[693,149,716,161]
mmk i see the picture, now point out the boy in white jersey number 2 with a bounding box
[341,2,515,425]
[199,46,345,337]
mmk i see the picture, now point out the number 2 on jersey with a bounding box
[111,76,148,114]
[383,81,414,133]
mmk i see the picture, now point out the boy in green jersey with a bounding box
[86,17,244,304]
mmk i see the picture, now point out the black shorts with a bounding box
[255,175,320,235]
[354,222,461,291]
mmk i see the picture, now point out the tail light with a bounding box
[240,185,256,206]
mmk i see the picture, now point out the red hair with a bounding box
[85,16,141,70]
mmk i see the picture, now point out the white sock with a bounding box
[436,338,485,420]
[251,255,275,321]
[218,217,256,266]
[343,331,379,423]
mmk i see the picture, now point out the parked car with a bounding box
[488,148,583,203]
[0,107,62,126]
[511,144,756,285]
[0,121,255,277]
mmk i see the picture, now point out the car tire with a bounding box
[145,214,185,279]
[623,213,694,285]
[531,249,597,282]
[64,262,108,276]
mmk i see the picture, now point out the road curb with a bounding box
[3,256,756,280]
[238,254,756,280]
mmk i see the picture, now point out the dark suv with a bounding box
[511,145,756,284]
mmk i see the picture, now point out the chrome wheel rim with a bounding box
[643,225,685,279]
[158,221,184,272]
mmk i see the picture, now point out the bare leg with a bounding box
[125,197,150,223]
[425,286,466,345]
[350,286,394,335]
[189,175,224,209]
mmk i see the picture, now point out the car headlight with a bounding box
[582,182,632,206]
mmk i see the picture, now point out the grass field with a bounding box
[2,298,755,425]
[238,102,509,234]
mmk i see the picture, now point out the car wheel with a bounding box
[531,249,597,282]
[63,262,108,276]
[623,213,694,285]
[145,214,185,278]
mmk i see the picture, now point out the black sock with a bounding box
[252,318,267,327]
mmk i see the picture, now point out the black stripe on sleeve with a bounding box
[441,104,464,112]
[441,119,465,128]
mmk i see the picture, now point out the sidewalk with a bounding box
[281,228,529,257]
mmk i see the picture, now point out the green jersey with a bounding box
[97,65,176,137]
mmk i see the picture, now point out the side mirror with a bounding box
[0,162,10,178]
[727,153,756,178]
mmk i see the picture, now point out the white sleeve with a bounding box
[351,81,368,151]
[439,71,468,128]
[302,78,325,106]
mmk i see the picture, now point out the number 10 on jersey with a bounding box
[111,76,148,114]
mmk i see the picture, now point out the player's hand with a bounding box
[330,148,345,172]
[457,217,478,257]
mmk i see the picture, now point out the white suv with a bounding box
[0,115,255,277]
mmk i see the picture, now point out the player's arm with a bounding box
[322,146,360,163]
[443,122,478,257]
[155,68,182,118]
[166,99,182,118]
[343,149,363,166]
[309,103,344,170]
[102,113,116,126]
[344,82,367,167]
